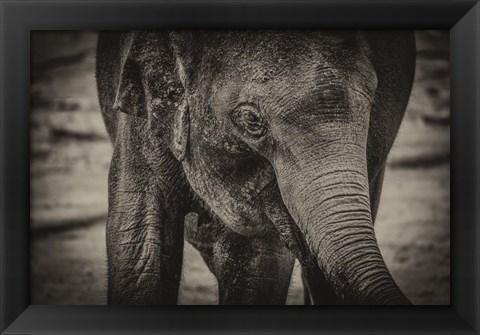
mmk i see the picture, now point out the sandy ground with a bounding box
[30,31,450,305]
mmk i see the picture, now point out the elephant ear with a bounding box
[113,31,189,161]
[168,31,203,89]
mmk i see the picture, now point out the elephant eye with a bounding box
[230,105,267,139]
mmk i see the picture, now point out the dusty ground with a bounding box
[30,31,450,305]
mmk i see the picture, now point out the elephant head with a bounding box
[113,30,415,304]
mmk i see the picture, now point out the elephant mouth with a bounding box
[252,177,277,203]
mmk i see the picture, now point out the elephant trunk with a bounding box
[274,138,409,305]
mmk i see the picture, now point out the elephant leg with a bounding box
[302,273,313,305]
[185,204,295,305]
[107,179,186,304]
[106,117,189,304]
[212,230,295,305]
[301,264,343,305]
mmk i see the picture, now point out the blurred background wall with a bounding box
[30,31,450,305]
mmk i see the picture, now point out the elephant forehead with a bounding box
[211,31,361,74]
[209,31,356,59]
[209,53,373,106]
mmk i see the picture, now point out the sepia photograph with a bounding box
[30,30,450,305]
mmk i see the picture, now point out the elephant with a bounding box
[96,30,416,305]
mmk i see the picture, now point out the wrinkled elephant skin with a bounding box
[96,31,415,305]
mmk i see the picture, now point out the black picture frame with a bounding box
[1,0,479,334]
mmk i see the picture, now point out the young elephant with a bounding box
[96,30,415,305]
